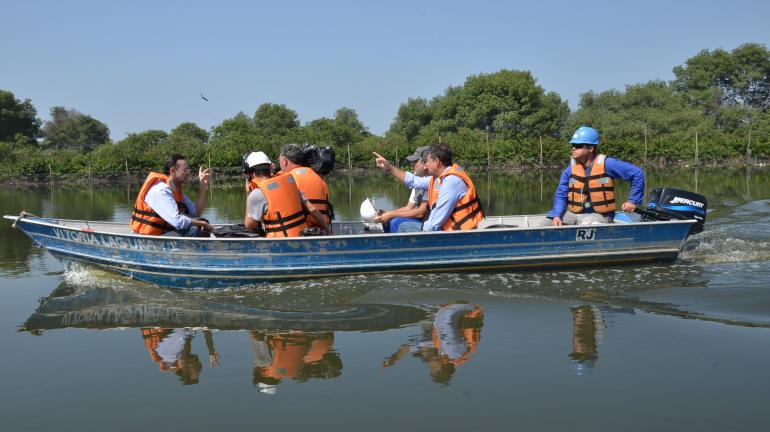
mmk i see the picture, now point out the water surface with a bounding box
[2,167,770,431]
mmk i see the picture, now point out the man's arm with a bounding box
[374,152,407,183]
[547,167,572,226]
[606,158,645,211]
[377,201,428,223]
[244,189,267,232]
[423,176,467,231]
[304,201,331,234]
[195,166,211,216]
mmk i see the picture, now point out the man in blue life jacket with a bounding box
[548,126,645,226]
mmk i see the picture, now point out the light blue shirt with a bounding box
[404,168,468,231]
[145,182,198,230]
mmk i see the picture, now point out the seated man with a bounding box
[243,151,330,237]
[278,144,333,230]
[374,143,484,231]
[548,126,645,226]
[130,154,212,236]
[374,146,430,233]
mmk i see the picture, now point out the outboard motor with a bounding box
[640,188,707,235]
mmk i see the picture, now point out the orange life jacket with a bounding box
[427,164,484,230]
[289,167,333,228]
[130,172,187,235]
[141,328,174,366]
[248,172,308,238]
[431,305,484,366]
[259,333,334,380]
[567,154,616,214]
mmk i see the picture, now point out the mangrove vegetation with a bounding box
[2,42,769,180]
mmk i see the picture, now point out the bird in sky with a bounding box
[200,93,209,101]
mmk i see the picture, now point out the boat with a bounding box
[5,188,707,289]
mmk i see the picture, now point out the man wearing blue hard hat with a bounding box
[547,126,645,226]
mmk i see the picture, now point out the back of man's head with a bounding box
[428,144,452,167]
[164,154,186,175]
[281,144,305,165]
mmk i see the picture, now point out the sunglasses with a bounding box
[571,144,592,149]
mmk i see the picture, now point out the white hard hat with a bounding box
[243,151,272,170]
[360,198,377,221]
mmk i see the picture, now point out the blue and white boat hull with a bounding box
[5,215,695,289]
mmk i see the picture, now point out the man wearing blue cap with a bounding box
[547,126,645,226]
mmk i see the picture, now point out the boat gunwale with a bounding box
[4,214,698,242]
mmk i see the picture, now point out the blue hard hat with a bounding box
[569,126,600,145]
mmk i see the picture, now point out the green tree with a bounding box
[389,97,433,142]
[0,90,41,143]
[303,107,369,148]
[169,122,209,143]
[253,103,300,132]
[41,106,110,152]
[673,43,770,112]
[567,81,713,161]
[390,70,569,144]
[208,112,265,166]
[435,70,569,139]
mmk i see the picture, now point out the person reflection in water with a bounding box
[382,302,484,385]
[569,305,602,375]
[250,331,342,394]
[569,304,634,375]
[141,328,220,385]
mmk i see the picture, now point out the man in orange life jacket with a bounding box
[130,154,213,236]
[548,126,645,226]
[374,143,484,231]
[243,151,330,237]
[278,144,334,230]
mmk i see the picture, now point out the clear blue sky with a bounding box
[3,0,769,139]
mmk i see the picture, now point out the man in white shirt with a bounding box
[131,154,213,236]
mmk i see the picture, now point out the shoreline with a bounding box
[1,159,766,188]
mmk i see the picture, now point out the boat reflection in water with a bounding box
[568,304,634,375]
[20,278,429,389]
[382,302,484,385]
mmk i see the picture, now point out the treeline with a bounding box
[2,42,769,180]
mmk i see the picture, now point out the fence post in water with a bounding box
[539,135,544,168]
[643,126,648,166]
[486,126,491,172]
[208,153,213,190]
[695,132,699,166]
[125,160,130,182]
[88,163,92,184]
[347,143,352,171]
[396,145,399,169]
[48,164,53,184]
[747,130,752,166]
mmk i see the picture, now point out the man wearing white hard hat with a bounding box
[243,152,330,237]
